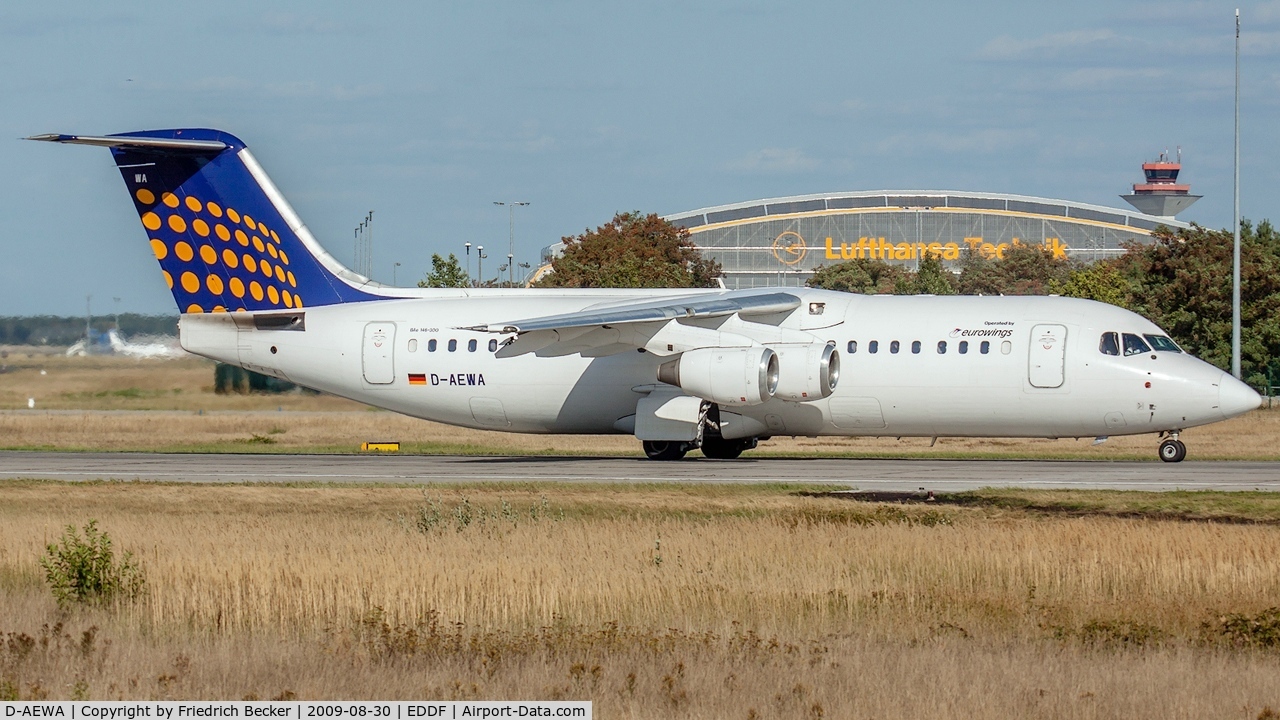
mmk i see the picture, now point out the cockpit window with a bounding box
[1099,332,1119,356]
[1144,334,1182,353]
[1122,333,1152,356]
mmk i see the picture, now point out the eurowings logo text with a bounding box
[949,327,1014,339]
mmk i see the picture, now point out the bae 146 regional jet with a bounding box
[29,129,1261,462]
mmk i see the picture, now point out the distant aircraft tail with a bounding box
[28,129,387,313]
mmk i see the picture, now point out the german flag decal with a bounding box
[408,373,427,385]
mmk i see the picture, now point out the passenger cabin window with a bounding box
[1122,333,1151,356]
[428,339,438,352]
[868,340,879,354]
[448,339,457,352]
[489,339,499,352]
[911,340,921,354]
[890,341,900,354]
[980,341,990,354]
[408,338,418,353]
[1099,332,1120,356]
[468,339,477,352]
[937,341,947,354]
[847,340,857,354]
[1144,334,1182,353]
[959,341,968,354]
[1000,341,1012,355]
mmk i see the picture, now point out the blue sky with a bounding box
[3,0,1277,315]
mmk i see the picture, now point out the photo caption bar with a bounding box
[1,702,590,720]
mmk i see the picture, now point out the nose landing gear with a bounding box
[1158,432,1186,463]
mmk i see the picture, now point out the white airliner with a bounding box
[107,329,186,359]
[29,129,1261,462]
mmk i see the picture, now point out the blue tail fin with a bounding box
[30,129,386,313]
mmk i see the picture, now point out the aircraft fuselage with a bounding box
[180,289,1253,441]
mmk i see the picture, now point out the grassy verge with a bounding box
[2,481,1279,714]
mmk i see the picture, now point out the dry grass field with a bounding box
[1,482,1279,717]
[2,352,1278,458]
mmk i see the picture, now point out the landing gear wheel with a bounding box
[1158,439,1187,463]
[643,440,688,461]
[701,437,748,460]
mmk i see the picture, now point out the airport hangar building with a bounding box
[658,191,1191,290]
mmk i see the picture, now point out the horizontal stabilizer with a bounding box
[26,134,228,152]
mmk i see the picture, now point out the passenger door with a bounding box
[1027,324,1067,388]
[362,322,396,384]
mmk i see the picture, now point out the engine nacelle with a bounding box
[771,342,840,402]
[657,347,778,406]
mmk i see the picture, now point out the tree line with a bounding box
[0,314,178,346]
[451,211,1277,389]
[804,221,1280,388]
[418,212,723,290]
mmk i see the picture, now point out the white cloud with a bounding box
[1243,30,1280,54]
[979,29,1129,61]
[1054,67,1168,90]
[728,148,820,174]
[873,128,1043,157]
[1253,1,1280,25]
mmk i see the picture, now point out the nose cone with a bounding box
[1219,373,1262,419]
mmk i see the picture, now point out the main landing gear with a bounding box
[641,437,760,461]
[1158,432,1187,463]
[642,441,690,461]
[641,404,761,461]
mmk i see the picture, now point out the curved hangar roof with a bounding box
[664,190,1189,233]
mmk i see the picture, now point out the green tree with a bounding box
[904,255,957,295]
[1049,261,1131,307]
[806,257,910,294]
[418,253,470,288]
[957,243,1071,295]
[536,212,722,288]
[1112,221,1280,385]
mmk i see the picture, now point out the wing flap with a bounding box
[466,291,800,335]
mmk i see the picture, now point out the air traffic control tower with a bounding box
[1120,149,1201,219]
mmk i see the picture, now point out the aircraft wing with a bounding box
[463,290,802,358]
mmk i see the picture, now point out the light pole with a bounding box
[366,211,374,278]
[1232,8,1242,380]
[393,262,401,286]
[506,253,514,286]
[493,201,529,286]
[465,242,472,281]
[477,245,487,286]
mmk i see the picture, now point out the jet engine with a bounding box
[771,342,840,402]
[657,347,778,406]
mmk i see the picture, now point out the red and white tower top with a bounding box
[1121,148,1201,218]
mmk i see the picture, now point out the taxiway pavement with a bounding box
[1,452,1278,491]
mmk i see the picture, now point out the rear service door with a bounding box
[1028,324,1066,388]
[362,322,396,384]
